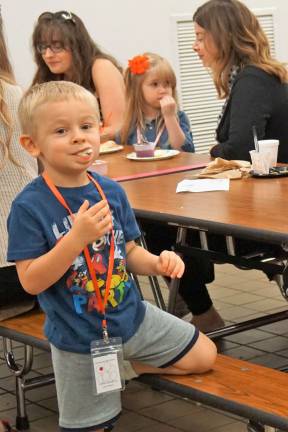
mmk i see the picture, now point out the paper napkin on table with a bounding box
[176,178,230,193]
[189,157,250,180]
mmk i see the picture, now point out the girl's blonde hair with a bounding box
[193,0,288,98]
[121,52,177,145]
[0,15,18,166]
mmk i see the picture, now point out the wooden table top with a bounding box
[121,171,288,244]
[97,146,211,181]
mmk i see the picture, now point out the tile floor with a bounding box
[1,263,288,431]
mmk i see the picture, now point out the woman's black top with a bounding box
[210,65,288,162]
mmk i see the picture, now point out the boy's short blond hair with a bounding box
[18,81,100,135]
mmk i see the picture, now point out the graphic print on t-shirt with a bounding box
[52,211,131,315]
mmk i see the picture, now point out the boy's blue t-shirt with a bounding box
[7,172,145,354]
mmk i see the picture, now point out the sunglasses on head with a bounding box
[38,11,76,24]
[36,11,75,55]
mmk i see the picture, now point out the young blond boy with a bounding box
[7,81,216,432]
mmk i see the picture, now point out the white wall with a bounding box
[2,0,288,89]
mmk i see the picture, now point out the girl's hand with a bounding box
[156,250,185,278]
[160,95,177,118]
[71,199,112,249]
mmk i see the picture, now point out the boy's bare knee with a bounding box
[195,338,217,373]
[173,332,217,374]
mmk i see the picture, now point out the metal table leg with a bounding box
[3,338,33,430]
[137,233,166,310]
[3,337,54,431]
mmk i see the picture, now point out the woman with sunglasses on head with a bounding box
[31,11,125,142]
[193,0,288,162]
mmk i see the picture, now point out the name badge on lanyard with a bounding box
[91,337,125,395]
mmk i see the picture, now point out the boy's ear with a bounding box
[19,135,40,157]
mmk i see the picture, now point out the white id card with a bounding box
[93,353,121,394]
[91,337,125,395]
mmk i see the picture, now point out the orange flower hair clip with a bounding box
[128,55,150,75]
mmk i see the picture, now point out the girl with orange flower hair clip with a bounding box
[120,52,194,152]
[120,53,225,333]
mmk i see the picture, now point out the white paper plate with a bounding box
[126,149,180,161]
[99,143,123,154]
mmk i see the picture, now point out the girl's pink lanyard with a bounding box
[42,171,115,339]
[136,124,165,146]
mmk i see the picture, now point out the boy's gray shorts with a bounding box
[51,301,199,431]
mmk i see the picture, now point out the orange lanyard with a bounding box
[42,172,115,338]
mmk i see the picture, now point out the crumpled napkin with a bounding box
[190,157,251,179]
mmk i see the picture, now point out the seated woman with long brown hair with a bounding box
[193,0,288,161]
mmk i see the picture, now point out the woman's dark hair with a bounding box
[32,11,122,92]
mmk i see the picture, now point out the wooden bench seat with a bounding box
[0,309,48,350]
[139,356,288,431]
[1,310,288,431]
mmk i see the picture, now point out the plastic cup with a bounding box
[133,142,155,158]
[89,160,108,175]
[258,139,279,168]
[249,150,270,174]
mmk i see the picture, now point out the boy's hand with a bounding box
[160,95,177,118]
[71,199,112,249]
[156,250,184,279]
